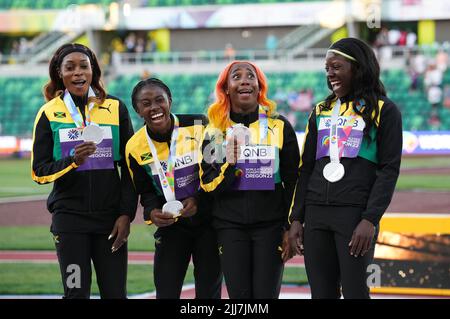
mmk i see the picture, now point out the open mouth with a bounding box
[330,81,341,91]
[72,80,87,88]
[238,89,253,97]
[150,112,165,123]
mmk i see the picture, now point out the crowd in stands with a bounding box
[0,36,33,64]
[373,26,418,61]
[274,88,314,129]
[406,45,449,129]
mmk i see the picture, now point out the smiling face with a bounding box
[59,52,93,97]
[227,62,260,114]
[135,84,172,134]
[325,52,354,98]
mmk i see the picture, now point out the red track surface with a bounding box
[0,250,305,266]
[1,190,449,227]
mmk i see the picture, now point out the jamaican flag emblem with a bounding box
[140,152,152,161]
[54,112,66,118]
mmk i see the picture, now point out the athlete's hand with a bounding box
[73,142,96,165]
[180,197,197,218]
[226,136,240,165]
[281,230,293,262]
[150,208,176,227]
[288,221,304,257]
[109,215,130,253]
[349,219,375,257]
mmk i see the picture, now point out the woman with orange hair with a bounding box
[199,61,300,298]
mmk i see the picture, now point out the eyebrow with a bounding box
[231,67,255,74]
[140,94,164,100]
[63,59,89,64]
[325,57,344,65]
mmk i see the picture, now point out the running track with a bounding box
[0,250,305,266]
[1,251,448,299]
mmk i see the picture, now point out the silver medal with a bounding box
[83,125,104,144]
[230,124,252,145]
[323,162,345,183]
[162,200,184,217]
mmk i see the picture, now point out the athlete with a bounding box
[288,38,403,299]
[32,43,137,298]
[199,61,300,298]
[125,78,222,299]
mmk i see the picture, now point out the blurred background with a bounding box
[0,0,449,298]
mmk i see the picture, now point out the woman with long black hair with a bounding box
[288,38,403,299]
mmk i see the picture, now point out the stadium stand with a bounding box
[2,69,450,137]
[0,0,327,10]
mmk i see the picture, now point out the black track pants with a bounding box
[53,232,127,299]
[303,205,379,299]
[153,224,222,299]
[215,222,284,299]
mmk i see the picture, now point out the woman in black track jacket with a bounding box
[199,61,300,299]
[288,38,403,299]
[31,43,137,298]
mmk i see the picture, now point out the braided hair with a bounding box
[131,77,172,112]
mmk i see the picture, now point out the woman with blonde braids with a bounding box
[199,61,300,298]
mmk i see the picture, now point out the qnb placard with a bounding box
[231,145,276,191]
[239,145,274,161]
[402,131,450,155]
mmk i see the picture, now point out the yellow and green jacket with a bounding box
[199,108,300,226]
[289,96,402,226]
[31,93,137,233]
[126,114,212,226]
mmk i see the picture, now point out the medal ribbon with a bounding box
[145,114,179,202]
[258,106,269,144]
[63,87,96,128]
[329,99,341,163]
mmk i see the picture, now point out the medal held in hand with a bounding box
[229,124,252,145]
[82,124,104,144]
[162,200,183,217]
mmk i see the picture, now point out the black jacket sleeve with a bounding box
[362,99,402,225]
[199,130,237,194]
[278,115,300,228]
[117,100,138,221]
[288,109,318,224]
[128,154,164,224]
[31,110,78,184]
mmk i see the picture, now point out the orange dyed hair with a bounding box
[207,60,277,132]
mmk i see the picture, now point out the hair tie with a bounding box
[57,46,93,67]
[327,49,357,62]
